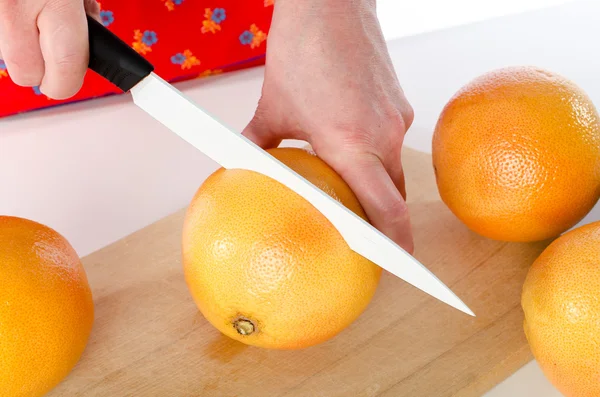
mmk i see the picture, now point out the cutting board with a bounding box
[48,147,549,397]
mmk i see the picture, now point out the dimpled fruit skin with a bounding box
[522,221,600,397]
[432,66,600,242]
[182,147,382,350]
[0,216,94,397]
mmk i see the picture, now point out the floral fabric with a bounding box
[0,0,274,118]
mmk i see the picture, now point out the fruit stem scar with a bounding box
[233,317,256,336]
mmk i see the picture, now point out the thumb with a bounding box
[331,152,414,254]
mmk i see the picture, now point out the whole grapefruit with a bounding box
[0,216,94,396]
[522,220,600,397]
[182,147,382,349]
[432,66,600,242]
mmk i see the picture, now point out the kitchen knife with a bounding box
[86,16,474,317]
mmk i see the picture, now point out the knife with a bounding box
[86,16,474,317]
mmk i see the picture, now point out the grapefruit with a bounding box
[522,220,600,397]
[182,147,382,349]
[0,216,94,397]
[432,66,600,242]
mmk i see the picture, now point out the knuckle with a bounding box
[341,130,377,151]
[53,51,87,74]
[381,198,410,226]
[402,102,415,129]
[45,0,79,14]
[329,123,379,153]
[387,107,411,134]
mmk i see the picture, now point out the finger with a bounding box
[84,0,100,19]
[37,0,89,99]
[396,103,414,200]
[384,109,412,201]
[385,152,407,201]
[394,163,407,201]
[0,4,45,87]
[334,152,414,254]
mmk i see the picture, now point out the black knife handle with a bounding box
[87,15,154,92]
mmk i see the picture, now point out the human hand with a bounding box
[0,0,99,99]
[243,0,415,253]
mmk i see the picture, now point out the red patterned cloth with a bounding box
[0,0,274,118]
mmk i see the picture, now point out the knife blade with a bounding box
[86,16,474,317]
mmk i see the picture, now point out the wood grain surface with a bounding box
[48,148,548,397]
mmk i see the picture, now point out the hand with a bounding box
[243,0,415,253]
[0,0,99,99]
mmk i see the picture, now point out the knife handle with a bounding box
[86,15,154,92]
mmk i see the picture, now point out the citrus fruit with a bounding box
[432,66,600,242]
[182,147,382,349]
[522,220,600,397]
[0,216,94,397]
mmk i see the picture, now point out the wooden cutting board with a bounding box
[48,148,549,397]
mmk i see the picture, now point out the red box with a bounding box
[0,0,274,118]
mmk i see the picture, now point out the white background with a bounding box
[1,1,595,395]
[378,0,575,40]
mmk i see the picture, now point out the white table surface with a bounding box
[1,1,599,395]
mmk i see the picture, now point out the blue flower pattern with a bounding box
[239,31,254,45]
[100,10,114,27]
[171,53,186,65]
[212,8,226,23]
[142,31,158,46]
[0,4,271,115]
